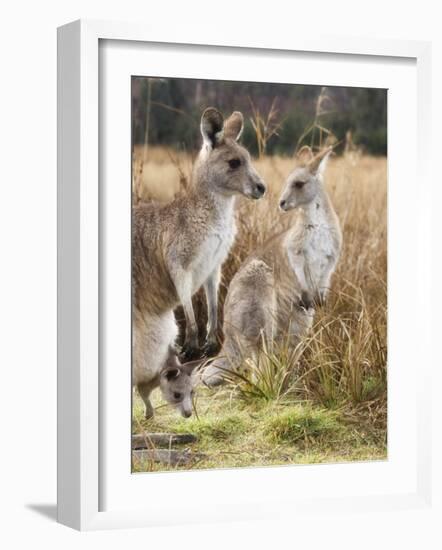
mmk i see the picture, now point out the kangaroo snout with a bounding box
[255,182,266,197]
[180,398,193,418]
[248,180,266,199]
[279,197,294,211]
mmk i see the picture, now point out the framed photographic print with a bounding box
[57,19,432,530]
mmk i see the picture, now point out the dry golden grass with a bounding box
[132,145,387,470]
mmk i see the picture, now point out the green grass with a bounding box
[264,406,341,445]
[132,384,387,473]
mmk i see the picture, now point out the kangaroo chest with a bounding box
[302,223,336,286]
[190,213,236,292]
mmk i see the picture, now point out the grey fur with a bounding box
[202,146,342,386]
[133,107,266,416]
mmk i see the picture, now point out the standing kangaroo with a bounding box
[202,146,342,386]
[133,107,266,417]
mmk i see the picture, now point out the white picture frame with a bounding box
[57,19,433,531]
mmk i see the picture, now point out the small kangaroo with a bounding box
[133,347,198,419]
[133,107,266,416]
[202,146,342,386]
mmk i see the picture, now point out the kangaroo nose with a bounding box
[280,199,286,209]
[182,410,192,418]
[255,182,266,196]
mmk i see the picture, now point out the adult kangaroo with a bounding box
[133,108,266,417]
[202,146,342,387]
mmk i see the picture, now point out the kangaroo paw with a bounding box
[202,339,221,358]
[299,290,314,311]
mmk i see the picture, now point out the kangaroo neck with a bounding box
[298,187,332,227]
[191,174,236,223]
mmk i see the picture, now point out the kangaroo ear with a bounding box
[180,358,203,376]
[308,146,333,176]
[223,111,244,141]
[162,367,180,381]
[296,145,314,165]
[165,346,180,366]
[201,107,224,148]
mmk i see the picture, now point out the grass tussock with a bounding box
[132,144,387,471]
[264,406,341,445]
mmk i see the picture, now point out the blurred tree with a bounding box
[132,77,387,156]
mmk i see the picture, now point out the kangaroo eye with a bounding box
[228,158,241,169]
[173,392,182,400]
[294,181,305,189]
